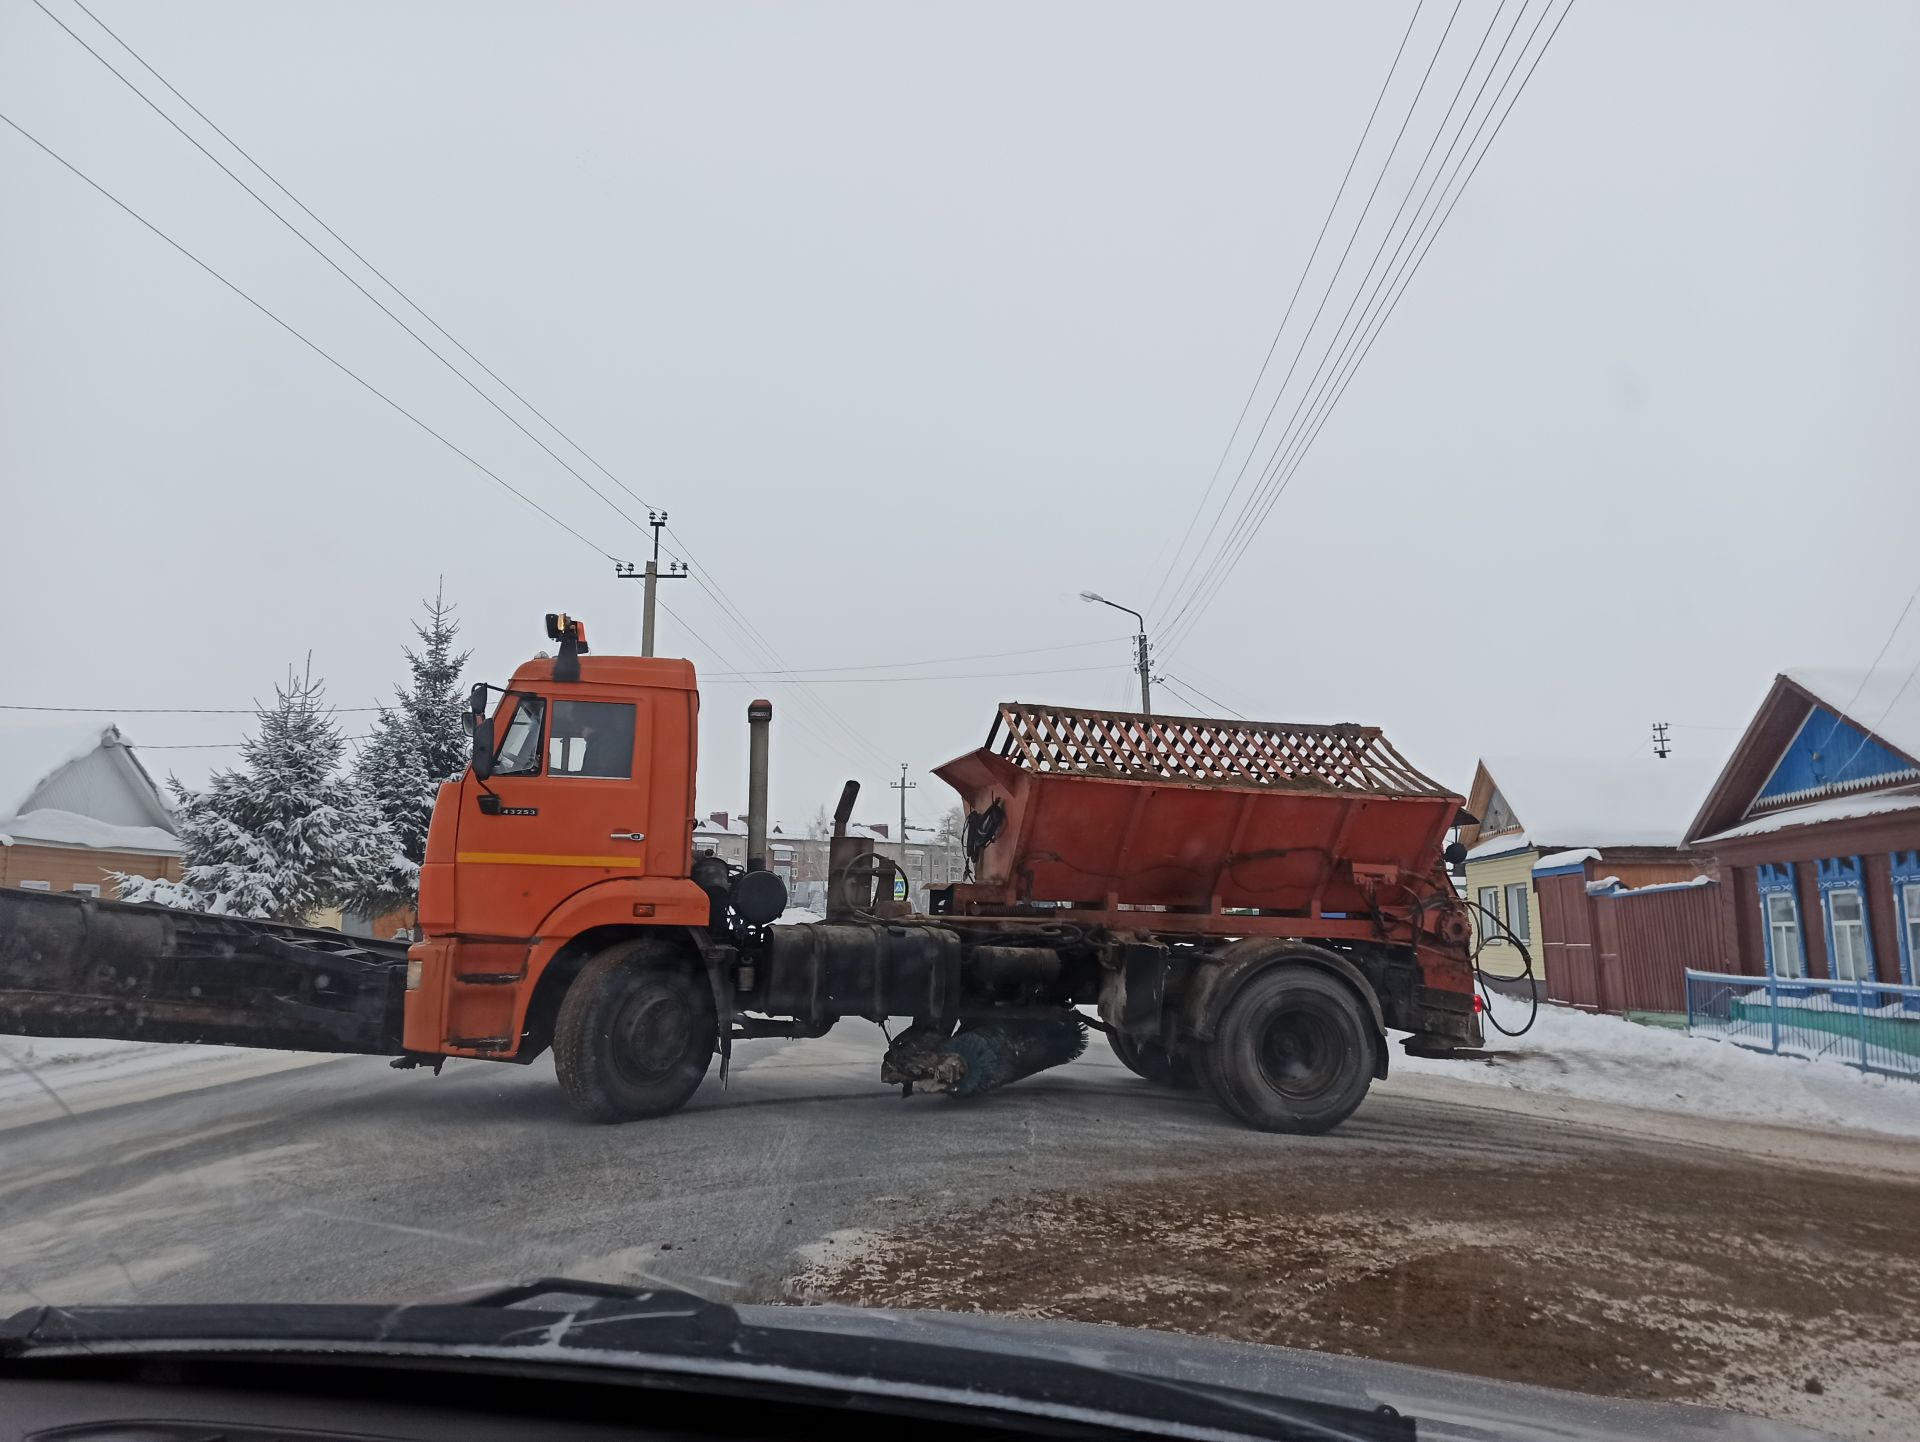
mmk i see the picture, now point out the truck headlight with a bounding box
[406,956,423,991]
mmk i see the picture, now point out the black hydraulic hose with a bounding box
[1462,898,1540,1038]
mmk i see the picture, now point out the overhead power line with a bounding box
[35,0,891,777]
[680,567,892,770]
[703,665,1115,686]
[1145,0,1428,622]
[1160,0,1579,657]
[0,703,387,715]
[2,642,1123,716]
[1818,575,1920,753]
[31,0,656,544]
[1159,0,1527,651]
[1833,652,1920,778]
[1152,675,1212,717]
[1181,0,1580,657]
[60,0,658,518]
[5,663,1117,723]
[1151,0,1468,636]
[0,111,617,558]
[141,735,375,749]
[703,637,1118,677]
[1,114,863,780]
[1822,574,1920,776]
[1157,674,1249,720]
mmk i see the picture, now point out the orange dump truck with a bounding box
[0,614,1481,1134]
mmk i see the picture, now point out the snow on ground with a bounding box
[0,1033,337,1129]
[1390,1000,1920,1139]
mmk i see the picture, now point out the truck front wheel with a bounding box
[1195,966,1374,1134]
[553,941,715,1123]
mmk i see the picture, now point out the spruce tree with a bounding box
[351,707,434,917]
[351,584,472,915]
[401,583,473,785]
[116,664,393,921]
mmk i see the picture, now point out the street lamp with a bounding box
[1080,591,1151,717]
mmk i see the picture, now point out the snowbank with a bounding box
[1390,1001,1920,1139]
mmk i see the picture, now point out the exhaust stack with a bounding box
[746,699,772,872]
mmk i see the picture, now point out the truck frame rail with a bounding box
[0,888,409,1057]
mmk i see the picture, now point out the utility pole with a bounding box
[613,511,687,656]
[1652,721,1672,760]
[890,763,916,904]
[1080,591,1152,718]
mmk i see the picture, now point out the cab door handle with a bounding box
[609,830,647,842]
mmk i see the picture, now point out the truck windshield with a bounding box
[492,695,545,776]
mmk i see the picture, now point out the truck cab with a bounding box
[405,618,711,1062]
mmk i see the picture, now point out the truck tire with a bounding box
[1105,1029,1200,1090]
[553,940,715,1123]
[1194,966,1374,1134]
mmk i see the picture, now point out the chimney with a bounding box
[870,822,889,840]
[710,811,729,830]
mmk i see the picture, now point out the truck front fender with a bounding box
[472,878,711,1059]
[1182,939,1390,1079]
[527,877,710,963]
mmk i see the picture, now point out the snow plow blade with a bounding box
[0,888,408,1056]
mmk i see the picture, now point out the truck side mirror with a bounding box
[470,708,494,781]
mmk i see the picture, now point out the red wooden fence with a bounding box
[1536,872,1724,1015]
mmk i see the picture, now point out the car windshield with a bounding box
[2,5,1916,1442]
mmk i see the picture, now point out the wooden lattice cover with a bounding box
[986,702,1453,798]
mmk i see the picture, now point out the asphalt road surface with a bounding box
[6,1027,1917,1440]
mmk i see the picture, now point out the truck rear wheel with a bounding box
[1195,966,1374,1134]
[1105,1029,1199,1090]
[553,940,715,1123]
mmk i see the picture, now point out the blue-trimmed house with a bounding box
[1687,669,1920,989]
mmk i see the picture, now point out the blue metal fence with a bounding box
[1684,970,1920,1081]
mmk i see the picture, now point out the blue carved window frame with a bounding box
[1815,855,1876,999]
[1755,863,1803,979]
[1891,850,1920,995]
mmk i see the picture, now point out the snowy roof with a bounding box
[1533,848,1601,874]
[1476,754,1721,850]
[0,808,182,854]
[1694,790,1920,845]
[1587,874,1713,897]
[1467,829,1531,861]
[1782,667,1920,764]
[0,723,119,816]
[694,813,803,839]
[0,723,178,851]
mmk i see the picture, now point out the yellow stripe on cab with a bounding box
[456,852,643,868]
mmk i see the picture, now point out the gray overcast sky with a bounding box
[3,0,1916,827]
